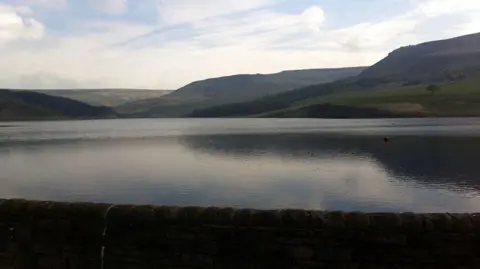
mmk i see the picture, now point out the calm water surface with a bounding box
[1,118,480,212]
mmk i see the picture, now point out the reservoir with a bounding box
[1,118,480,212]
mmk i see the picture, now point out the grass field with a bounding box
[287,80,480,117]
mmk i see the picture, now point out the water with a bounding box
[1,118,480,212]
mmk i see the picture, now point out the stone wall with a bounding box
[1,199,480,269]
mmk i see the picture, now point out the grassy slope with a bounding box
[261,80,480,117]
[119,68,366,117]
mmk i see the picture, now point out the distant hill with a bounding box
[0,90,116,121]
[191,79,480,118]
[167,67,367,103]
[36,89,172,107]
[360,32,480,82]
[190,32,480,118]
[116,67,366,117]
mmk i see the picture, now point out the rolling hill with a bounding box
[260,80,480,118]
[36,89,172,107]
[190,32,480,118]
[0,90,116,121]
[167,67,367,103]
[359,32,480,82]
[116,67,366,117]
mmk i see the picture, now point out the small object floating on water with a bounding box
[383,137,389,142]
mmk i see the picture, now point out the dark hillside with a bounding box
[360,32,480,82]
[0,90,116,121]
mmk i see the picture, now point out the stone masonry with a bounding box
[1,199,480,269]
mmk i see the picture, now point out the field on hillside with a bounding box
[289,80,480,117]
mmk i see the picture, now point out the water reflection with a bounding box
[1,120,480,213]
[180,134,480,194]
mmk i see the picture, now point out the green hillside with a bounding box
[116,67,366,117]
[359,33,480,81]
[262,80,480,118]
[190,32,480,119]
[189,77,391,117]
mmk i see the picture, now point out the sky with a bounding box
[0,0,479,90]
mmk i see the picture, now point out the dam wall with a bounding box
[0,199,479,269]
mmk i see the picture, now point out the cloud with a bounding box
[88,0,128,14]
[453,12,480,36]
[156,0,279,25]
[187,8,324,49]
[301,6,325,32]
[410,0,480,37]
[0,3,44,44]
[176,5,414,54]
[413,0,480,17]
[0,0,479,89]
[334,19,419,51]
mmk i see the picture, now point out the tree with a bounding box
[426,84,440,96]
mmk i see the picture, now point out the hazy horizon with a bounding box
[2,66,367,91]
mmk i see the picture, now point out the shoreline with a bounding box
[1,115,480,123]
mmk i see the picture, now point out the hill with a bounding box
[262,80,480,118]
[0,90,116,121]
[192,79,480,118]
[359,32,480,82]
[36,89,172,107]
[189,77,389,117]
[190,32,480,118]
[167,67,367,103]
[116,67,366,117]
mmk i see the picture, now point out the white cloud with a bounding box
[88,0,128,14]
[0,3,44,44]
[186,5,414,55]
[0,0,479,89]
[156,0,279,25]
[452,12,480,36]
[301,6,325,32]
[189,7,325,49]
[410,0,480,37]
[414,0,480,17]
[334,19,419,51]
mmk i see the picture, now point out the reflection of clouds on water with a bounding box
[1,120,480,212]
[180,134,480,191]
[179,134,480,212]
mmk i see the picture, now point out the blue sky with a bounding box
[0,0,479,89]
